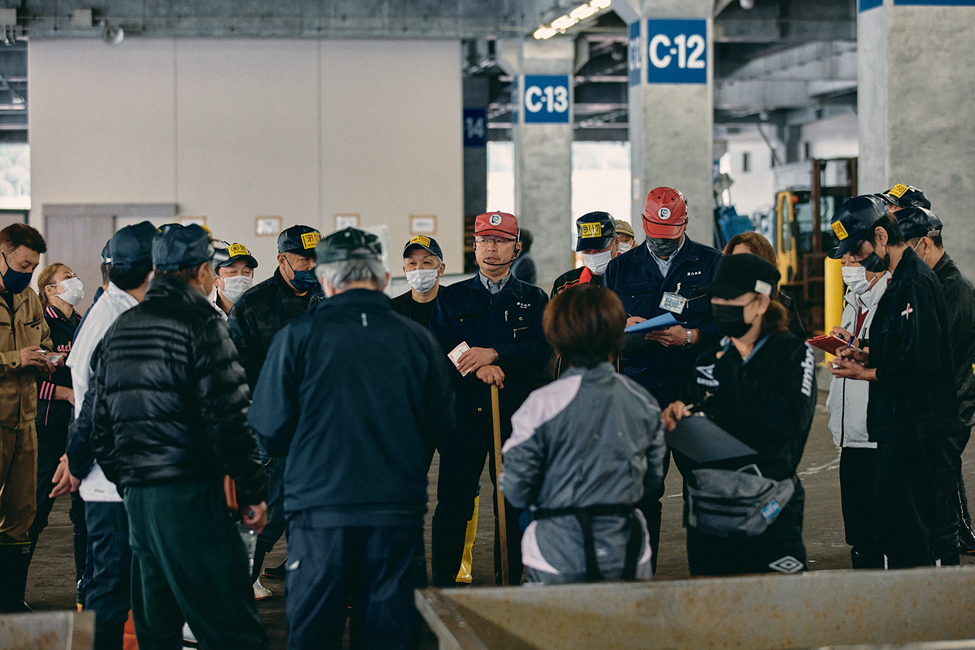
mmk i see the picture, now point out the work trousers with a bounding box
[433,413,522,586]
[0,423,37,543]
[928,430,967,564]
[286,521,419,650]
[124,481,269,650]
[875,438,938,568]
[255,450,287,549]
[85,501,131,626]
[30,418,72,541]
[839,447,882,562]
[686,483,807,577]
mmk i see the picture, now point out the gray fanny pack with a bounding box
[686,464,796,538]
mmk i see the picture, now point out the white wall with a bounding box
[29,39,463,280]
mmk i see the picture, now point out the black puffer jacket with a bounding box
[89,275,267,506]
[934,253,975,429]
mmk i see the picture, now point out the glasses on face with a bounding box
[404,257,441,272]
[474,236,514,246]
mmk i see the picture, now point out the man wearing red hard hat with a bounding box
[429,211,552,587]
[603,187,722,573]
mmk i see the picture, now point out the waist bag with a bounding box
[686,465,796,538]
[533,504,643,582]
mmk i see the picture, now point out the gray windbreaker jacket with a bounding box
[500,362,667,583]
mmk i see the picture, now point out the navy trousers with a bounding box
[285,520,419,650]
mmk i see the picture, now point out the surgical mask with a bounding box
[286,258,319,292]
[1,252,32,294]
[711,301,755,339]
[646,237,680,259]
[220,275,253,304]
[841,266,872,296]
[912,238,928,263]
[582,250,612,276]
[57,277,85,306]
[405,268,439,294]
[618,242,633,254]
[859,251,889,275]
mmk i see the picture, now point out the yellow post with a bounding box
[823,256,844,363]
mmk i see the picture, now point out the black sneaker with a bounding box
[261,558,286,578]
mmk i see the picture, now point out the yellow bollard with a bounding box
[823,256,844,363]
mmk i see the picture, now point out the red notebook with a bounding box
[807,334,849,355]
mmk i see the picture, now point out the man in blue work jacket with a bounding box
[430,211,552,587]
[249,228,455,650]
[603,186,722,571]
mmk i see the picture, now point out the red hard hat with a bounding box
[474,211,519,240]
[643,187,688,239]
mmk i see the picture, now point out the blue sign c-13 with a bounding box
[522,75,571,124]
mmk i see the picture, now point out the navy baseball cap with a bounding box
[215,242,259,270]
[152,224,215,271]
[403,235,443,261]
[100,240,112,265]
[895,206,943,241]
[828,195,889,260]
[316,228,383,265]
[110,221,158,271]
[875,184,931,210]
[278,225,321,257]
[576,212,617,251]
[697,253,780,299]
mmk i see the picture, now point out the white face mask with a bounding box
[56,277,85,306]
[582,250,612,276]
[618,242,632,254]
[220,275,253,304]
[841,265,873,296]
[405,268,439,294]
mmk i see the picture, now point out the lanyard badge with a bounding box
[659,283,687,315]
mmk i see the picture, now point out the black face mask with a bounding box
[647,237,680,259]
[711,302,754,339]
[859,251,889,274]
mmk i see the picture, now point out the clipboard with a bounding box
[666,414,757,463]
[624,312,679,333]
[807,335,849,356]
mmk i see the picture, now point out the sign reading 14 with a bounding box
[645,19,708,85]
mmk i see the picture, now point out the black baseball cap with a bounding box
[895,206,943,241]
[100,240,112,265]
[152,224,215,271]
[316,227,383,265]
[575,212,617,251]
[875,184,931,210]
[403,235,443,261]
[215,242,259,270]
[697,253,780,299]
[827,195,889,260]
[278,225,321,257]
[110,221,158,271]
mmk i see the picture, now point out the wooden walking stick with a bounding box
[491,383,510,586]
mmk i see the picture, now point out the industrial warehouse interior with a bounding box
[0,0,973,649]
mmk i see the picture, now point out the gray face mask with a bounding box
[647,237,680,259]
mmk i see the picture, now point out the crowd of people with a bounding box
[0,181,969,650]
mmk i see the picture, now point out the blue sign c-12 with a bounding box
[646,19,708,85]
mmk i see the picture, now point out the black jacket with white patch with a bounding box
[682,330,817,482]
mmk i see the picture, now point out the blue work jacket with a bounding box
[603,237,721,402]
[429,274,551,433]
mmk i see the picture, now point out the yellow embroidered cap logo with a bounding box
[580,223,602,239]
[301,232,321,249]
[831,221,849,241]
[888,183,909,199]
[409,235,431,248]
[228,243,250,257]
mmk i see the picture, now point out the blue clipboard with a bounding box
[624,312,679,333]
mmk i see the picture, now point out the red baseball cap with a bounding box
[643,187,688,239]
[474,211,519,240]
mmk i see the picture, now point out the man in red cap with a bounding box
[429,211,552,587]
[603,187,722,572]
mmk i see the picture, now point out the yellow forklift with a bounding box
[768,157,857,334]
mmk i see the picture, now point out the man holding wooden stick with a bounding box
[430,211,552,587]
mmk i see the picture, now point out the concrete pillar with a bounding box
[617,0,715,246]
[501,37,575,289]
[463,78,488,220]
[858,0,975,279]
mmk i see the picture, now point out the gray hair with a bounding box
[316,257,387,291]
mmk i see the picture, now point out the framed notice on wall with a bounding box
[410,214,437,235]
[334,214,360,231]
[255,216,282,236]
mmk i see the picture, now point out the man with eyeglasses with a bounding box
[429,211,552,587]
[227,224,324,598]
[391,235,446,329]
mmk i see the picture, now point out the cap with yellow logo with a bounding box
[278,225,322,258]
[215,242,259,270]
[827,195,889,260]
[575,211,617,252]
[875,184,931,210]
[402,234,443,261]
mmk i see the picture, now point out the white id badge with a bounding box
[659,292,687,315]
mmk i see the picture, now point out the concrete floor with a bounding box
[25,390,975,648]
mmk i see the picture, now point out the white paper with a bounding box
[448,341,471,376]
